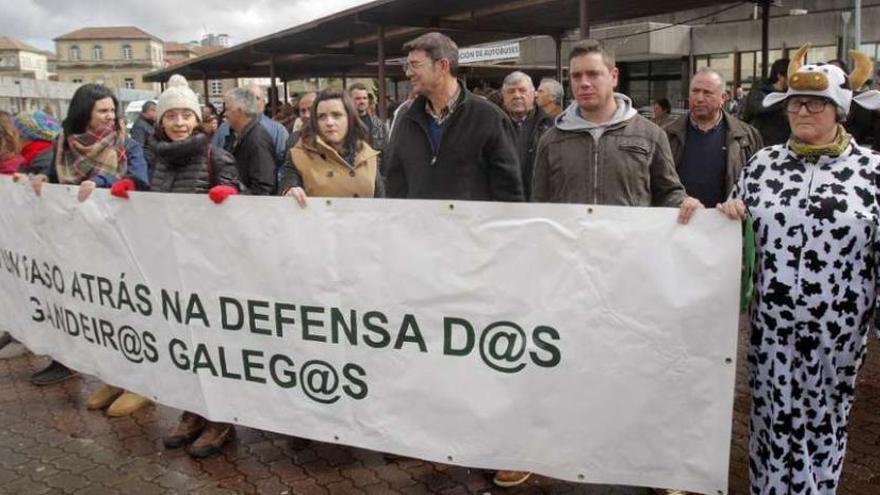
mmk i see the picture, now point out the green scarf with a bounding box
[788,124,851,158]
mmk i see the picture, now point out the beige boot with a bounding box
[493,470,532,487]
[86,384,123,410]
[106,391,151,417]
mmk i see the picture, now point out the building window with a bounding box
[124,78,135,89]
[93,45,102,61]
[210,80,223,95]
[122,45,132,60]
[70,46,80,61]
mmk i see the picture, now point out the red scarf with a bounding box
[21,140,52,165]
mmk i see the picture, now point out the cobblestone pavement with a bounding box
[1,321,877,495]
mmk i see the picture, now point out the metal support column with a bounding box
[761,0,770,80]
[579,0,590,39]
[269,56,278,117]
[377,25,387,120]
[554,35,563,82]
[854,0,862,57]
[202,71,209,105]
[283,79,289,104]
[733,50,741,91]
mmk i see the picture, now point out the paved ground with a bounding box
[0,320,877,495]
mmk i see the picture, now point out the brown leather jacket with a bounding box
[665,111,763,198]
[533,111,687,207]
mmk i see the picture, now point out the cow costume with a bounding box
[733,43,880,494]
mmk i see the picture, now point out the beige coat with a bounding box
[283,137,383,198]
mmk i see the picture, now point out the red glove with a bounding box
[208,185,238,204]
[110,178,136,199]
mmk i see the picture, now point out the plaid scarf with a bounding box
[55,127,127,184]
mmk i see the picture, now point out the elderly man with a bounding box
[212,83,289,169]
[223,87,275,196]
[665,68,762,208]
[502,71,553,200]
[385,32,523,202]
[536,78,564,118]
[292,91,317,134]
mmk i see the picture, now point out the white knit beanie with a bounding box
[157,74,202,121]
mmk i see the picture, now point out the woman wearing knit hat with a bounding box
[13,109,60,174]
[136,74,241,458]
[719,44,880,495]
[16,84,151,396]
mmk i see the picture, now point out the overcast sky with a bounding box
[2,0,372,52]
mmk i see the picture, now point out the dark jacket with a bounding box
[130,116,155,146]
[845,97,880,149]
[511,107,553,200]
[146,133,241,194]
[385,83,524,201]
[360,112,388,172]
[741,80,790,146]
[665,111,763,198]
[228,117,276,195]
[533,100,687,207]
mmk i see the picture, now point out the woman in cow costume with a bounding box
[719,44,880,494]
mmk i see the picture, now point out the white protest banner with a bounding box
[0,177,741,494]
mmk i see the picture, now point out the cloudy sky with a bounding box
[2,0,372,52]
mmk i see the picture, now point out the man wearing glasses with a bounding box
[385,32,524,202]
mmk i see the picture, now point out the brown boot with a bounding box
[86,384,123,410]
[186,421,234,458]
[163,412,207,449]
[493,470,531,487]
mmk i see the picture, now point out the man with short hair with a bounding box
[742,58,791,145]
[536,78,564,118]
[348,82,388,173]
[533,40,701,495]
[213,83,289,170]
[385,32,523,202]
[665,69,763,208]
[130,101,156,145]
[502,71,553,200]
[223,87,275,195]
[279,91,317,188]
[533,42,700,216]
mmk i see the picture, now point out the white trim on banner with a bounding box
[0,177,740,494]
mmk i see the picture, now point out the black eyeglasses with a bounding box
[787,98,830,114]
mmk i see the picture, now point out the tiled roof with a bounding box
[55,26,160,42]
[0,36,43,53]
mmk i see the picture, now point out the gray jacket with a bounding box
[533,95,687,207]
[665,111,763,198]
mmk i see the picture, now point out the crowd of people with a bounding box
[1,31,879,495]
